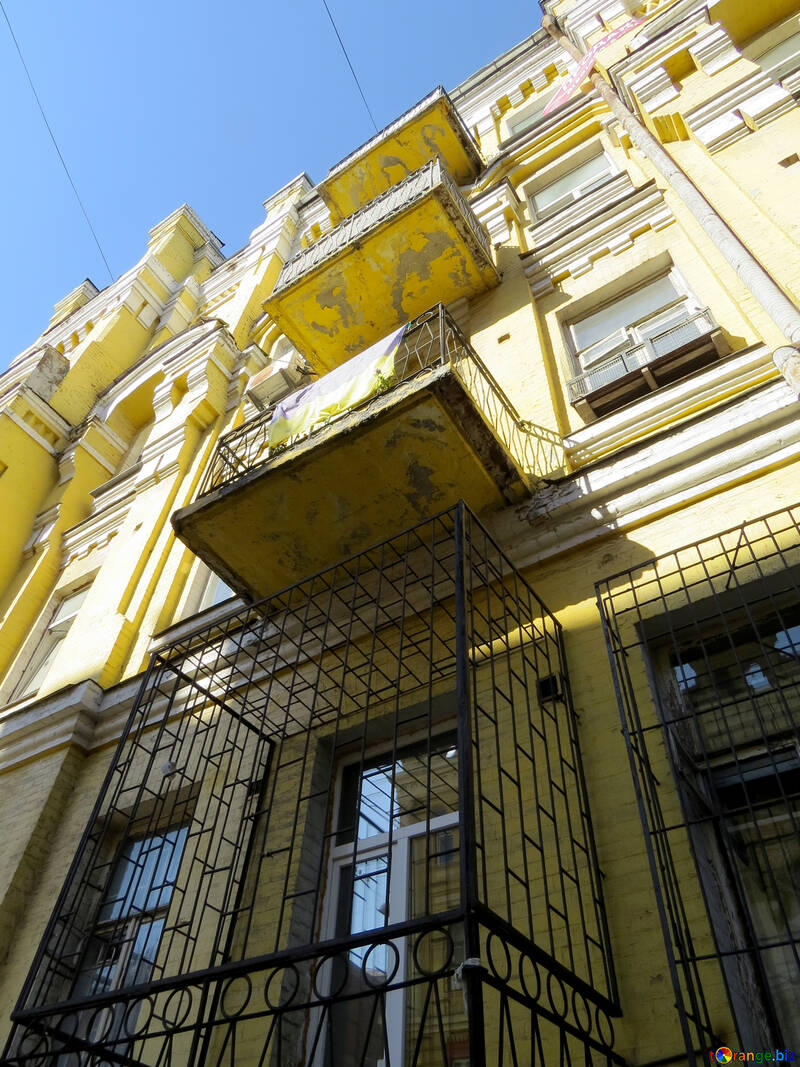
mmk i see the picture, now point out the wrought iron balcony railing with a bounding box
[272,158,492,296]
[566,308,718,403]
[203,304,564,494]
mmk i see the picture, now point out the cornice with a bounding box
[683,67,799,151]
[491,376,799,572]
[0,679,103,773]
[452,36,570,140]
[9,250,180,371]
[5,388,72,455]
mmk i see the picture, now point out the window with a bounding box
[570,273,703,369]
[12,585,90,701]
[322,732,466,1067]
[74,826,188,999]
[60,825,188,1063]
[528,150,616,220]
[657,599,800,1049]
[506,89,558,138]
[565,269,721,412]
[199,573,236,611]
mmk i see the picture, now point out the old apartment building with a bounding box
[1,0,799,1062]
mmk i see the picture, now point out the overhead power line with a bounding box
[1,0,114,282]
[320,0,379,135]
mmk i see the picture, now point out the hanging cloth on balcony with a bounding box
[268,323,407,449]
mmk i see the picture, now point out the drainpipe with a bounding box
[541,14,800,397]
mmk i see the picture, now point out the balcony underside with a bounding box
[319,87,482,218]
[571,332,727,419]
[173,366,522,600]
[265,168,499,374]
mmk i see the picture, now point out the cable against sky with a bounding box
[0,0,114,282]
[320,0,379,134]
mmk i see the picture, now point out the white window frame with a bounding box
[503,87,559,140]
[525,148,618,222]
[198,572,236,612]
[566,267,704,373]
[10,584,91,702]
[318,731,461,1067]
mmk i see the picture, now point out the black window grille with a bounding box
[596,502,800,1063]
[5,503,620,1066]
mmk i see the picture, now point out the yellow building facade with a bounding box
[1,0,800,1063]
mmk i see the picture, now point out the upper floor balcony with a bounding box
[172,305,564,600]
[566,306,729,418]
[318,85,482,219]
[265,158,500,373]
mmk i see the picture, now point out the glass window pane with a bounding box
[15,632,66,698]
[100,826,187,922]
[123,918,165,987]
[50,586,89,625]
[508,91,556,136]
[572,275,681,350]
[338,734,459,844]
[725,794,800,1048]
[408,829,460,920]
[532,152,612,213]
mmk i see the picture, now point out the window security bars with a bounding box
[567,308,718,403]
[596,503,800,1064]
[203,304,564,494]
[6,504,620,1067]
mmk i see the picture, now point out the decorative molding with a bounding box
[22,503,60,558]
[522,176,673,296]
[6,388,71,454]
[0,680,104,773]
[628,65,679,112]
[470,180,526,246]
[61,489,132,565]
[684,69,798,151]
[450,32,569,143]
[688,22,740,75]
[491,376,799,573]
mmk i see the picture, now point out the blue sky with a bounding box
[0,0,542,369]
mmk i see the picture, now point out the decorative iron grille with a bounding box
[5,504,620,1066]
[596,503,800,1063]
[203,304,564,495]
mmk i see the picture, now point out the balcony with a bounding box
[265,159,500,373]
[4,507,622,1067]
[173,306,564,600]
[318,86,482,219]
[566,308,730,418]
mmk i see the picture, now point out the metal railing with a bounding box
[202,305,564,494]
[567,308,717,403]
[272,158,493,295]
